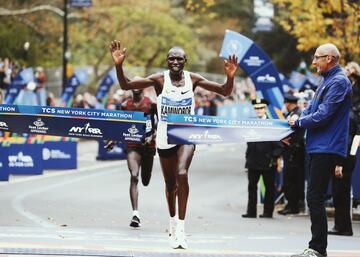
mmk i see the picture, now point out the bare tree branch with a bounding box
[0,5,80,18]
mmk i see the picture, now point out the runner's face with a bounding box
[167,49,186,75]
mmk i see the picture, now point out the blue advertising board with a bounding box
[0,145,9,181]
[6,143,43,175]
[42,141,77,170]
[97,140,126,160]
[352,150,360,200]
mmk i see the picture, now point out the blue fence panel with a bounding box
[7,144,43,175]
[43,141,77,170]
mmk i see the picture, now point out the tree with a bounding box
[273,0,360,63]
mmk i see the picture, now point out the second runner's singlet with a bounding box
[156,70,195,149]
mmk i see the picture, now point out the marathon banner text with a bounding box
[167,114,294,144]
[0,104,147,142]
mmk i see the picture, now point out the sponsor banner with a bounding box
[167,114,293,144]
[5,143,43,175]
[43,141,77,170]
[96,140,126,160]
[219,30,284,110]
[0,104,147,141]
[0,145,9,181]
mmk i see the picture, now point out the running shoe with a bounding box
[129,215,141,228]
[169,225,179,248]
[291,248,327,257]
[175,228,188,249]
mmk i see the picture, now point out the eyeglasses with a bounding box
[167,57,186,63]
[254,107,266,110]
[312,55,334,61]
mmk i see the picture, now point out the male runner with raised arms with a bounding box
[109,40,238,249]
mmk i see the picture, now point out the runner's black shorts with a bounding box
[157,145,195,158]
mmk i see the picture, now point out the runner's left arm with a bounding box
[193,55,238,96]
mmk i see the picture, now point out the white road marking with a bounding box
[10,162,127,228]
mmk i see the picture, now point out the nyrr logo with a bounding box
[189,130,222,142]
[69,123,102,138]
[256,74,276,83]
[8,152,34,167]
[0,121,9,130]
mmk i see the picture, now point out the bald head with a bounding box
[316,43,340,62]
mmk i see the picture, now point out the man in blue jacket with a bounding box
[290,43,352,257]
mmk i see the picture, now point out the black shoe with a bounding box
[328,228,353,236]
[259,213,273,218]
[242,213,256,218]
[129,215,141,228]
[278,208,299,215]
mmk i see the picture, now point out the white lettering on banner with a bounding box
[0,121,9,130]
[256,74,276,83]
[123,124,142,142]
[69,123,102,138]
[0,106,16,112]
[241,129,262,141]
[56,109,71,115]
[244,56,265,67]
[184,116,197,123]
[43,148,71,160]
[100,112,133,119]
[41,108,56,114]
[189,130,223,142]
[8,152,34,168]
[28,118,49,134]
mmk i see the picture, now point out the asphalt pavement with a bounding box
[0,140,359,257]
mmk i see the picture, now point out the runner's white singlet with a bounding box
[156,70,195,149]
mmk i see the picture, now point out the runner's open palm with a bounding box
[224,54,238,78]
[109,40,127,66]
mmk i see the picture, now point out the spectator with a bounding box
[328,63,360,237]
[35,67,47,106]
[345,62,360,119]
[290,43,352,257]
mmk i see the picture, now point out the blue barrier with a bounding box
[43,141,77,170]
[352,149,360,200]
[6,143,43,175]
[97,140,126,160]
[0,145,9,181]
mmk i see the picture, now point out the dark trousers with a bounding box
[307,153,336,255]
[283,164,305,210]
[332,155,355,233]
[247,168,275,215]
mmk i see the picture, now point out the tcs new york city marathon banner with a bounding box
[167,114,294,144]
[0,104,148,142]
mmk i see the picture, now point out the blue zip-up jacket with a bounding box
[296,65,352,158]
